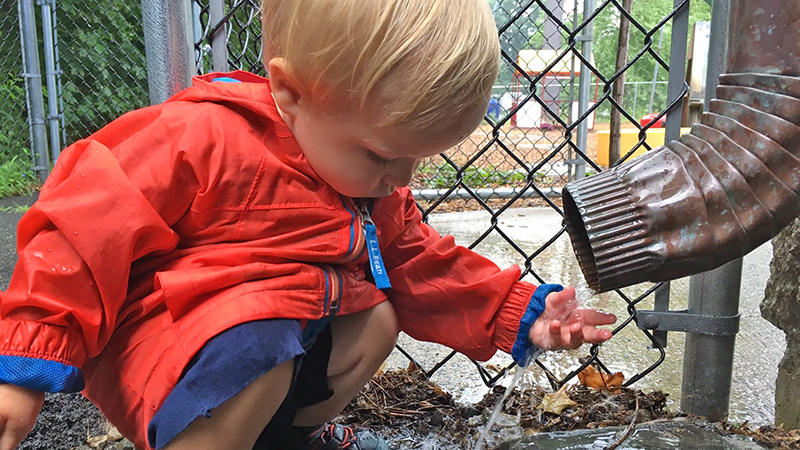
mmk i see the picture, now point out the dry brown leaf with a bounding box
[578,366,625,391]
[406,359,424,373]
[537,384,578,414]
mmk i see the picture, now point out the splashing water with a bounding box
[473,283,598,449]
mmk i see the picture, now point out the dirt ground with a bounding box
[40,365,800,450]
[335,367,800,450]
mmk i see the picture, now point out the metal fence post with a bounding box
[209,0,229,73]
[39,0,62,163]
[680,0,737,422]
[574,0,594,181]
[19,0,51,182]
[648,0,690,350]
[141,0,194,105]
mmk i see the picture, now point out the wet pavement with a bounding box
[0,200,786,448]
[384,207,783,427]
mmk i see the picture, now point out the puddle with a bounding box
[496,421,768,450]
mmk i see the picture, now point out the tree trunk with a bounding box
[608,0,633,166]
[761,217,800,430]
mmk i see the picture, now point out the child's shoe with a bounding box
[304,423,389,450]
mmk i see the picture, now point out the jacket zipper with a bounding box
[322,264,343,315]
[322,197,364,316]
[323,198,392,316]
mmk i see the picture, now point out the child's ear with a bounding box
[268,58,303,126]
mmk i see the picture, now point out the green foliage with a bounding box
[0,155,38,198]
[56,0,149,143]
[0,76,30,164]
[417,164,537,189]
[0,205,30,213]
[590,0,712,121]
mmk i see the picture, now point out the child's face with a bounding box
[287,98,486,199]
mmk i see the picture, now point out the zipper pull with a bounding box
[358,203,392,290]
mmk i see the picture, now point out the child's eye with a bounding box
[367,150,393,165]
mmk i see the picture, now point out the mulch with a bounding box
[335,367,800,450]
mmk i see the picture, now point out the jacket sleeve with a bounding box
[375,189,539,361]
[0,107,203,390]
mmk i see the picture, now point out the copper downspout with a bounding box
[563,1,800,293]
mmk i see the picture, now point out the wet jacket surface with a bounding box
[0,71,539,446]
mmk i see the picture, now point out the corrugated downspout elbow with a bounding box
[562,2,800,292]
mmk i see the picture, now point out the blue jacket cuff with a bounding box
[511,283,564,366]
[0,355,84,393]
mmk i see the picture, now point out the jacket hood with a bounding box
[169,71,292,136]
[166,70,316,178]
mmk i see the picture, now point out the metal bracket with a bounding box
[635,309,740,336]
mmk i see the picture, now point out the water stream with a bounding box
[474,284,597,449]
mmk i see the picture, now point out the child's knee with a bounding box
[371,301,400,349]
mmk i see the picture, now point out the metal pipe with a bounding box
[19,0,50,181]
[680,0,738,423]
[52,2,67,147]
[40,0,62,162]
[209,0,229,73]
[574,0,595,181]
[664,0,689,144]
[141,0,194,105]
[562,0,800,293]
[412,187,560,202]
[649,27,665,114]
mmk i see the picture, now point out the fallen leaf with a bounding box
[537,384,578,414]
[578,366,625,391]
[406,360,423,373]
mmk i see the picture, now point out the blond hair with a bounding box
[261,0,500,129]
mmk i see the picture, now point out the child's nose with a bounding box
[386,158,421,187]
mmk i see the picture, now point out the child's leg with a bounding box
[163,359,294,450]
[292,300,400,427]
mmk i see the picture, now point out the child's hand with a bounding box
[0,384,44,450]
[529,286,616,351]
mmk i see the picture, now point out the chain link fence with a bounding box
[4,0,149,180]
[0,0,30,168]
[8,0,713,411]
[53,0,149,145]
[191,0,711,396]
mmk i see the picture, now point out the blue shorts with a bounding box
[147,318,333,449]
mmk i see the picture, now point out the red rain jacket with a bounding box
[0,71,538,446]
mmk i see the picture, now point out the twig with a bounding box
[604,393,639,450]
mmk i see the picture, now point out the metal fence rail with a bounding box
[190,0,698,392]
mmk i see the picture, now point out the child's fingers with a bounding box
[560,319,584,349]
[549,319,562,338]
[582,327,614,344]
[579,309,617,326]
